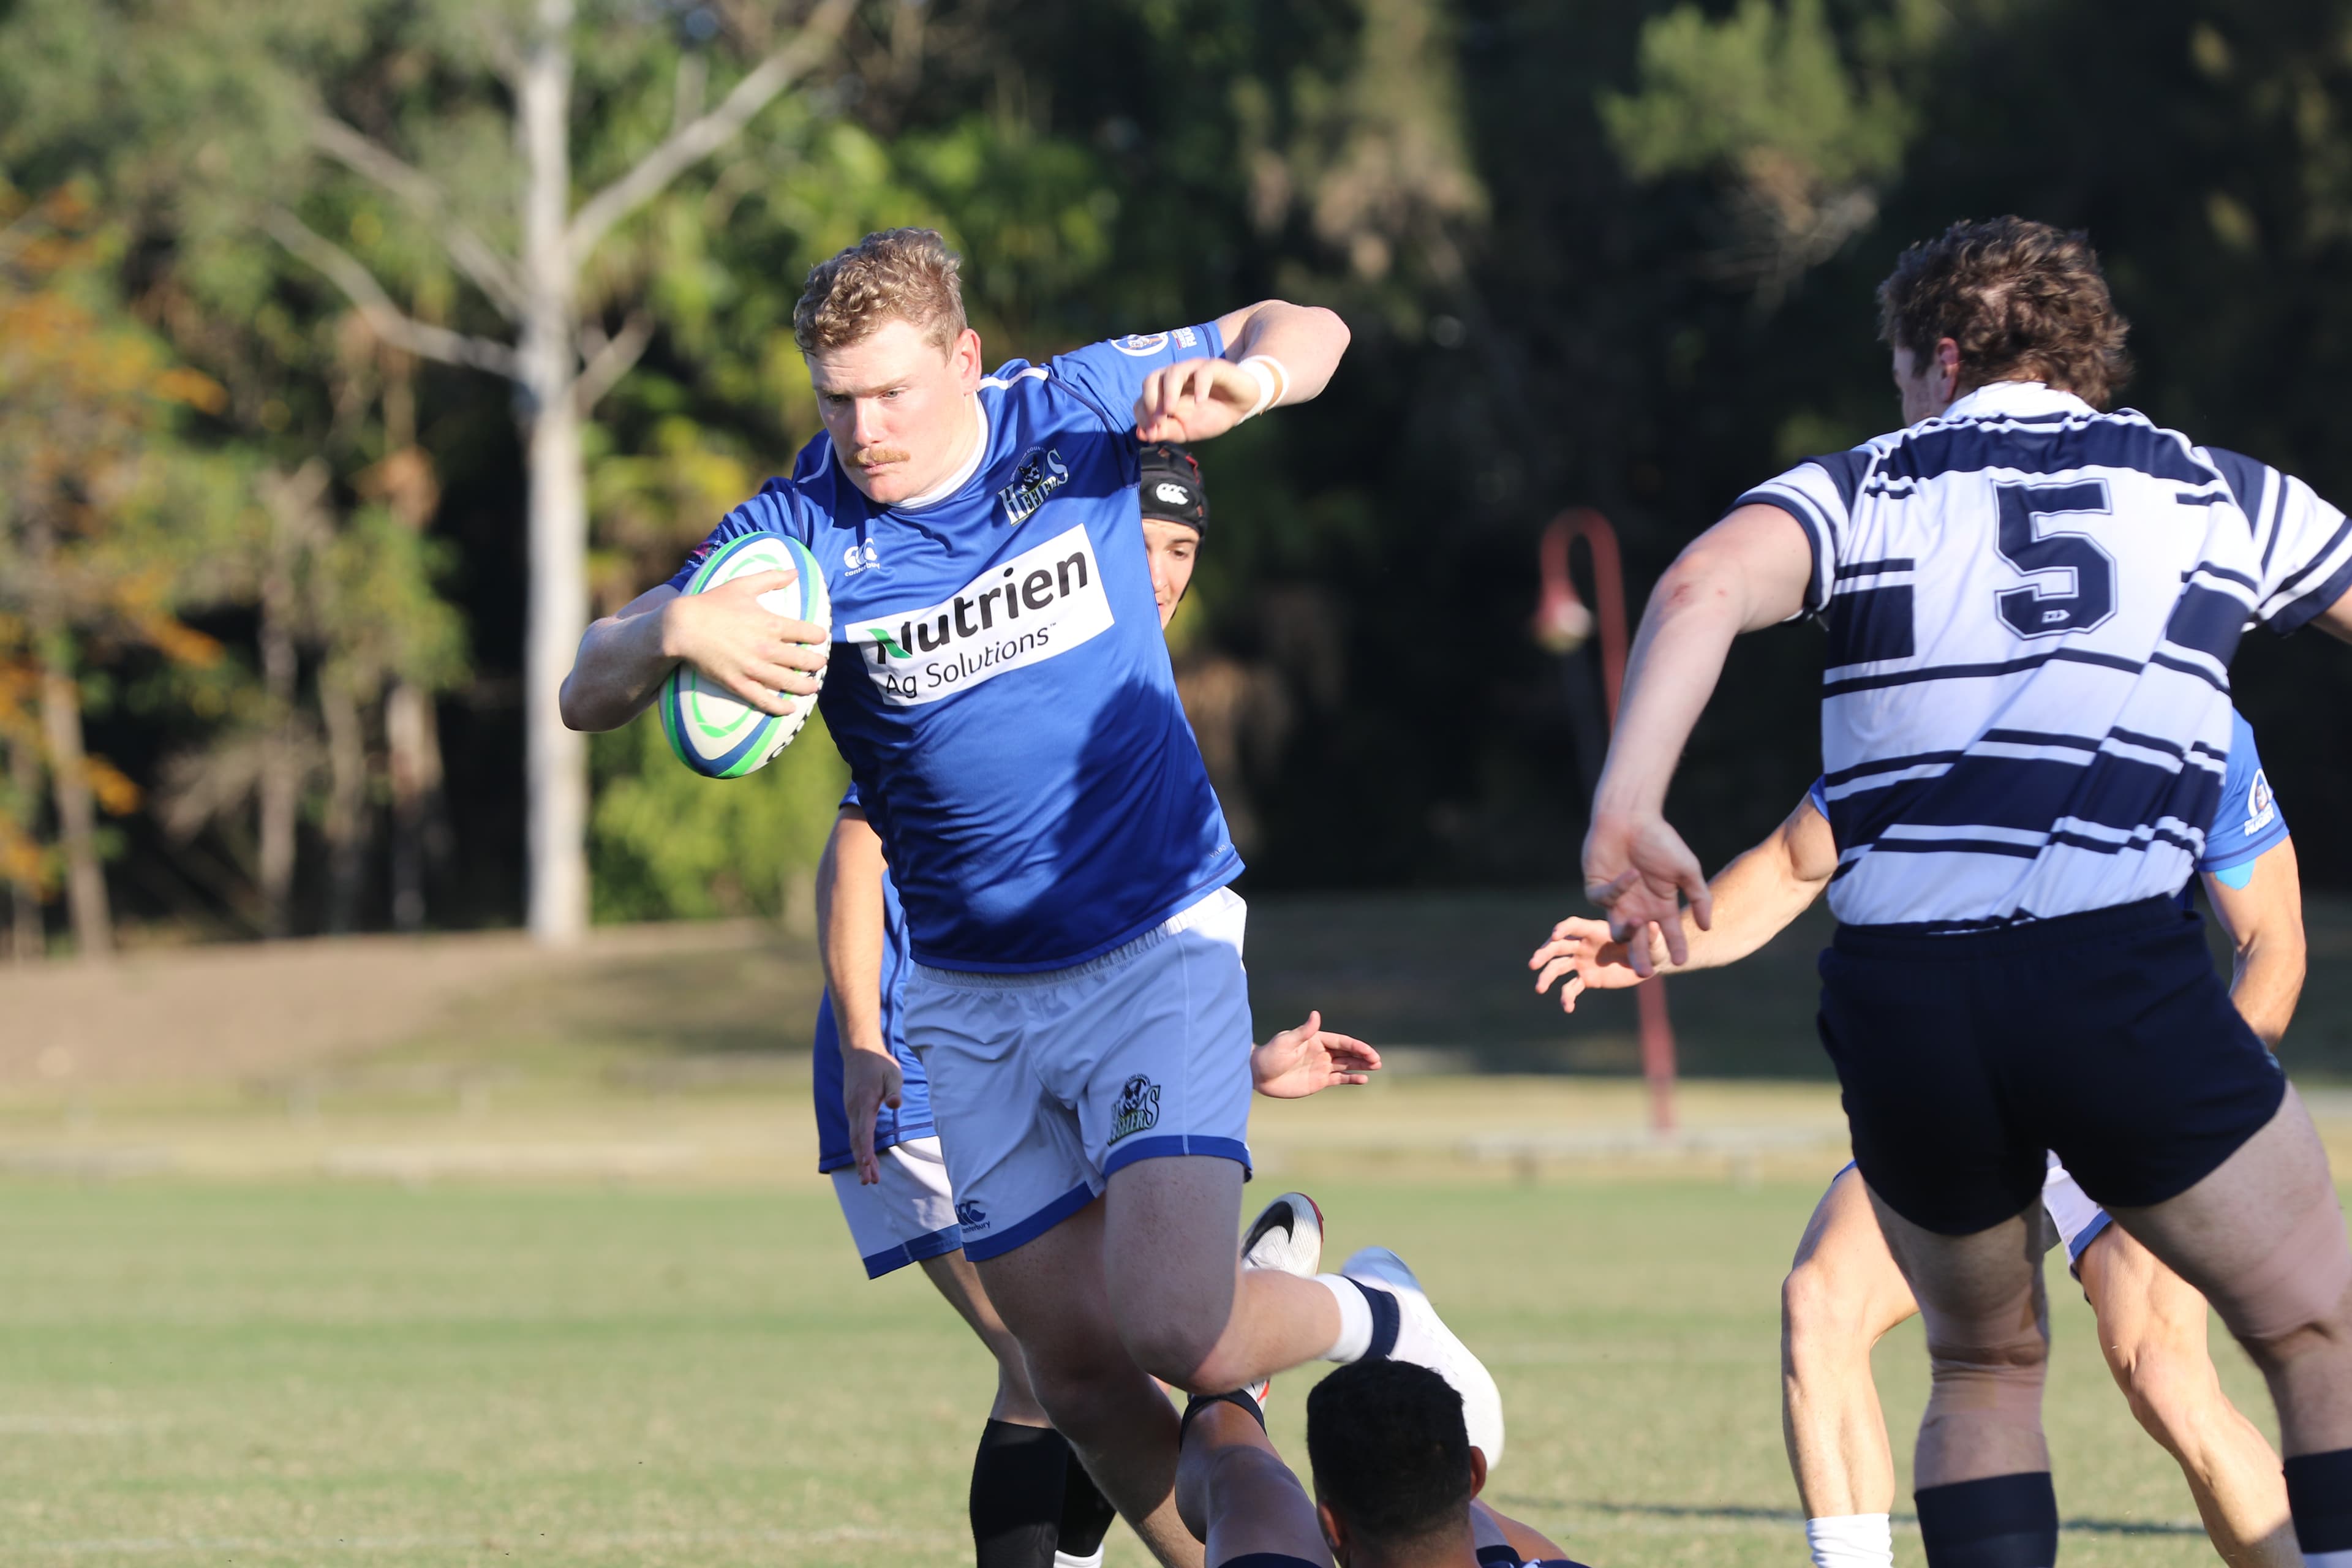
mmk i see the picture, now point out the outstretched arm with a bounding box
[1133,300,1351,443]
[2204,839,2307,1048]
[1533,792,1836,1010]
[1581,503,1814,971]
[816,807,900,1184]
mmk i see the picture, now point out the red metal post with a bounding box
[1537,510,1678,1134]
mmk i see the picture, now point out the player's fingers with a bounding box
[731,569,797,598]
[1687,881,1714,933]
[772,614,827,647]
[1585,867,1641,908]
[1321,1033,1376,1067]
[1298,1009,1321,1036]
[723,673,796,715]
[767,639,829,672]
[1656,916,1691,968]
[1532,954,1585,995]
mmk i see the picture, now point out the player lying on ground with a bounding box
[814,445,1381,1568]
[1567,216,2352,1568]
[1533,707,2305,1568]
[1177,1360,1586,1568]
[563,230,1499,1568]
[1185,1193,1588,1568]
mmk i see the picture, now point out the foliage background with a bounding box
[4,0,2352,944]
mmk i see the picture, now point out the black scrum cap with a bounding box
[1137,442,1207,535]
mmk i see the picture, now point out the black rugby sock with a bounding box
[2286,1448,2352,1558]
[1055,1443,1117,1559]
[1915,1472,2058,1568]
[970,1419,1069,1568]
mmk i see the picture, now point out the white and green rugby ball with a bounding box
[660,533,831,780]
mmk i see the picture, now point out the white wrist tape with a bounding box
[1236,355,1289,421]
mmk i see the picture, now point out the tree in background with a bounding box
[0,186,246,959]
[253,0,868,944]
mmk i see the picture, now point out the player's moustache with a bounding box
[852,445,911,467]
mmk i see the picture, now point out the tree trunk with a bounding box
[37,662,110,962]
[4,732,42,961]
[518,0,589,945]
[321,676,368,935]
[257,507,302,940]
[384,679,448,933]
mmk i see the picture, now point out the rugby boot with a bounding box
[1235,1191,1324,1406]
[1342,1245,1506,1469]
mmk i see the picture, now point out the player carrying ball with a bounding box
[1535,704,2304,1567]
[562,230,1499,1567]
[1567,216,2352,1568]
[813,443,1381,1568]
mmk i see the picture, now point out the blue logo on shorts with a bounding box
[956,1199,989,1232]
[1109,1076,1161,1145]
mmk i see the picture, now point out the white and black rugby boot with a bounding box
[1234,1191,1324,1406]
[1242,1191,1325,1279]
[1340,1245,1506,1469]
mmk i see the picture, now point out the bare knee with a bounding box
[1784,1259,1883,1376]
[2113,1338,2223,1449]
[1124,1306,1240,1392]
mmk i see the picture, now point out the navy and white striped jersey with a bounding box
[1741,380,2352,930]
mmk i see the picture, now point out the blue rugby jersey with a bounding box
[1806,704,2290,889]
[671,326,1240,971]
[1747,380,2352,929]
[812,785,925,1175]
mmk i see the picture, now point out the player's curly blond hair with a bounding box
[1877,217,2132,410]
[793,228,969,355]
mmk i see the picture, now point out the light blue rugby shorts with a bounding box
[905,887,1255,1262]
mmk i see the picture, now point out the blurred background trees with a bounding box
[1,0,2351,955]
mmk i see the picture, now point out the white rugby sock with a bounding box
[1053,1551,1106,1568]
[1806,1513,1892,1568]
[1316,1273,1373,1362]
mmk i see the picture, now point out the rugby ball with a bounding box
[660,533,831,779]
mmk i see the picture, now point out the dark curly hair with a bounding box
[1305,1360,1476,1544]
[1876,217,2132,409]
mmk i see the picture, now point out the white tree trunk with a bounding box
[38,663,110,962]
[518,0,589,944]
[6,732,44,960]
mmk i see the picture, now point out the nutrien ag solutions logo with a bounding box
[844,522,1114,706]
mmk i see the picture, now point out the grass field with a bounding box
[1,902,2348,1566]
[0,1081,2321,1567]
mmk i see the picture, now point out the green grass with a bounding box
[0,1161,2286,1567]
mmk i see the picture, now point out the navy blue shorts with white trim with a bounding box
[1819,895,2285,1235]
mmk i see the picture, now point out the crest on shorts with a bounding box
[956,1199,989,1232]
[1109,1075,1161,1144]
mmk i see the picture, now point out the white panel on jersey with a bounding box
[841,522,1115,706]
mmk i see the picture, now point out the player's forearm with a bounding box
[2230,933,2306,1048]
[1675,840,1830,971]
[815,820,891,1058]
[560,591,680,732]
[1220,301,1349,406]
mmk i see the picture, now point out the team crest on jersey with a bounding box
[1108,1075,1161,1145]
[1112,333,1168,356]
[840,539,881,574]
[2245,769,2278,836]
[999,447,1070,527]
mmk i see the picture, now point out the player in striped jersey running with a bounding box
[1533,706,2304,1567]
[1573,217,2352,1568]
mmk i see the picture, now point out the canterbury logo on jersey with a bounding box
[843,523,1114,706]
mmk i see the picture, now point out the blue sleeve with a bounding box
[1807,776,1830,819]
[839,783,861,810]
[664,483,814,593]
[2198,709,2291,877]
[1046,322,1229,432]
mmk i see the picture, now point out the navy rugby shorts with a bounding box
[1818,895,2285,1236]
